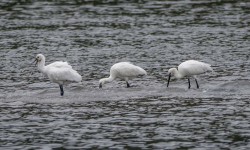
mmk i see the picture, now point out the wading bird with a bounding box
[34,54,82,96]
[99,62,147,88]
[167,60,213,89]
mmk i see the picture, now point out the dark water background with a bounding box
[0,0,250,149]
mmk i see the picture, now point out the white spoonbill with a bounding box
[99,62,147,88]
[167,60,213,89]
[34,54,82,96]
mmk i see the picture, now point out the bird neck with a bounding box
[104,76,114,83]
[37,59,46,73]
[173,68,184,79]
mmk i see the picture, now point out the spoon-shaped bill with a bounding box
[33,58,38,66]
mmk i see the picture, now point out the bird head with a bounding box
[99,78,109,88]
[167,68,177,87]
[34,54,45,65]
[99,78,105,88]
[168,68,177,76]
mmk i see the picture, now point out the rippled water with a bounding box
[0,0,250,149]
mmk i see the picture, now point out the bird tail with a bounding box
[75,73,82,82]
[206,64,214,73]
[138,67,147,76]
[71,70,82,82]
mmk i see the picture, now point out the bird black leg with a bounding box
[167,73,171,87]
[126,81,130,88]
[188,78,191,89]
[195,79,199,89]
[59,85,64,96]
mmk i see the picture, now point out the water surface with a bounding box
[0,0,250,149]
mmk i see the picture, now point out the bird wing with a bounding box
[46,67,82,83]
[112,62,147,78]
[47,61,72,69]
[179,60,213,76]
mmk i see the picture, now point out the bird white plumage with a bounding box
[35,54,82,96]
[99,62,147,88]
[167,60,213,89]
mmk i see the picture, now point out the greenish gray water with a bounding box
[0,0,250,149]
